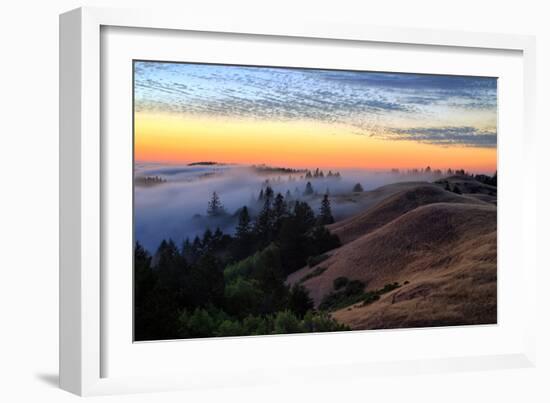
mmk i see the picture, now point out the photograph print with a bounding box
[133,61,497,341]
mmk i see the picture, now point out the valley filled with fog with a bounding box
[134,162,438,252]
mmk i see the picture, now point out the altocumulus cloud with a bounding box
[386,126,497,148]
[134,61,497,145]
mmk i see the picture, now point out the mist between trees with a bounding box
[134,164,455,252]
[134,163,495,340]
[135,182,345,340]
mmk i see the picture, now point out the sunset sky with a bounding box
[134,61,497,172]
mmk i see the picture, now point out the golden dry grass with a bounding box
[332,229,496,329]
[442,175,497,195]
[287,182,497,330]
[327,184,486,245]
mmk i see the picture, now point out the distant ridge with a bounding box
[328,183,487,245]
[187,161,222,166]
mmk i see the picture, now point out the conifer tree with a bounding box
[264,185,274,202]
[235,206,251,239]
[212,227,224,247]
[288,284,314,318]
[202,228,214,251]
[232,206,253,260]
[207,191,225,216]
[319,193,335,225]
[181,238,193,263]
[304,181,314,196]
[272,193,288,220]
[192,236,202,253]
[292,201,316,233]
[155,239,180,269]
[154,239,185,291]
[272,193,289,234]
[352,183,364,192]
[255,198,274,247]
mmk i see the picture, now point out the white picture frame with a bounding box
[59,6,538,396]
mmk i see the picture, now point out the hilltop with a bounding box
[327,183,486,244]
[287,177,497,329]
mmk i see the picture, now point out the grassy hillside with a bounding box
[327,183,487,245]
[287,180,497,330]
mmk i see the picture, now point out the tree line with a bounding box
[135,188,344,340]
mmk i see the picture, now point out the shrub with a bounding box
[310,226,341,254]
[362,292,380,305]
[288,284,314,318]
[273,310,303,334]
[344,280,366,296]
[178,308,217,338]
[361,282,401,306]
[299,266,327,283]
[216,319,243,337]
[302,311,351,332]
[224,244,281,282]
[224,277,263,318]
[307,253,330,268]
[380,282,401,293]
[319,280,366,311]
[333,276,349,290]
[320,281,401,311]
[242,315,270,335]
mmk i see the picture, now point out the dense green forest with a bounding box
[134,186,347,341]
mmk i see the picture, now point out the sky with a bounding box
[134,61,497,172]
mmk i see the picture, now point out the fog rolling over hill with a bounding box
[288,176,497,330]
[133,162,441,252]
[134,161,497,333]
[133,63,498,339]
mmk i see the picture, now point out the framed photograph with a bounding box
[60,7,537,396]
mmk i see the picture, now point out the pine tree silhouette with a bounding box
[235,206,251,239]
[319,193,335,225]
[264,185,274,202]
[304,181,314,196]
[207,191,225,216]
[255,198,274,247]
[273,193,288,220]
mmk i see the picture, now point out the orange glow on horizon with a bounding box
[134,113,497,172]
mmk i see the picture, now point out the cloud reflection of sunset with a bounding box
[134,62,497,173]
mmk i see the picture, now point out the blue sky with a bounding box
[134,61,497,148]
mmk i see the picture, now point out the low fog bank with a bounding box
[134,163,440,252]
